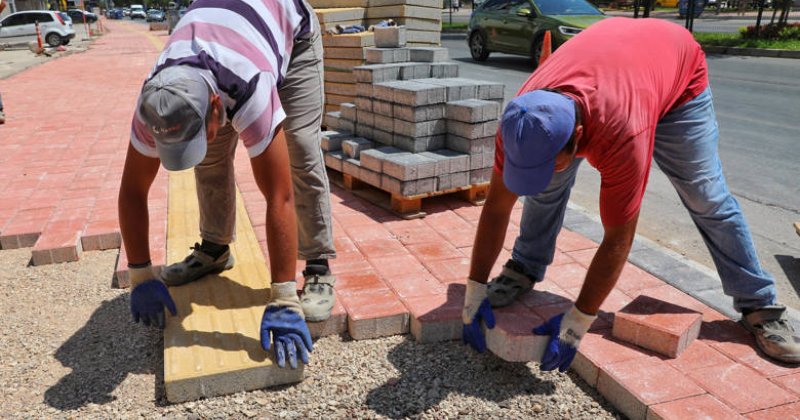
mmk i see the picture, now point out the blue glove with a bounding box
[462,280,496,353]
[130,279,177,329]
[533,306,596,372]
[260,306,313,369]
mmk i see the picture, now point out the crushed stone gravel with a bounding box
[0,248,621,419]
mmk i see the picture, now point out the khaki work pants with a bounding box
[194,13,335,261]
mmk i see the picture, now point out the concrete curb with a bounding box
[703,45,800,58]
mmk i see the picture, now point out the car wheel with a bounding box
[530,34,544,68]
[61,38,70,46]
[469,31,490,62]
[46,33,62,47]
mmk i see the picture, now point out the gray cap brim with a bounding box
[155,124,208,171]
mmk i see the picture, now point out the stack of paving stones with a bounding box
[311,0,444,112]
[321,45,503,201]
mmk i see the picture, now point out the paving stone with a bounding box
[342,137,374,159]
[448,119,499,139]
[324,150,345,172]
[485,305,548,362]
[321,130,351,152]
[405,29,441,45]
[408,46,449,62]
[373,100,394,117]
[372,128,394,146]
[355,124,375,139]
[382,153,436,180]
[571,330,654,388]
[339,118,355,134]
[392,80,447,106]
[393,134,445,153]
[405,291,464,343]
[306,292,349,339]
[745,402,800,419]
[31,221,84,265]
[393,118,447,138]
[612,295,703,358]
[323,110,341,130]
[470,168,492,185]
[353,63,402,83]
[360,167,382,188]
[646,394,742,420]
[416,177,436,194]
[476,81,505,100]
[418,78,479,101]
[339,288,410,340]
[373,114,395,133]
[446,99,501,123]
[374,25,407,48]
[366,0,441,8]
[436,171,470,191]
[365,47,410,64]
[382,174,417,196]
[0,206,54,249]
[356,109,375,126]
[323,46,366,60]
[342,157,362,178]
[419,149,470,176]
[392,103,445,122]
[687,362,798,414]
[356,82,373,98]
[355,96,373,112]
[360,146,409,173]
[430,62,459,78]
[446,134,494,155]
[321,31,374,48]
[598,358,706,420]
[398,63,431,80]
[470,152,495,170]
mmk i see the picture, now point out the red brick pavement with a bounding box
[1,19,798,419]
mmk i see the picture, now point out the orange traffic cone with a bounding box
[35,21,43,50]
[539,30,552,66]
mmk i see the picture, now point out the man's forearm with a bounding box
[468,207,511,283]
[119,189,151,266]
[265,194,298,284]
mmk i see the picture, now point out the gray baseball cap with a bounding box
[137,66,211,171]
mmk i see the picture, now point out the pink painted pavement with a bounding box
[0,19,798,419]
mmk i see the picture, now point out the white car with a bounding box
[0,10,76,47]
[130,4,147,19]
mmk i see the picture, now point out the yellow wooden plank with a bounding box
[164,169,303,403]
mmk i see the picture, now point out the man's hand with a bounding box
[129,265,177,329]
[260,281,313,369]
[462,279,496,352]
[533,305,596,372]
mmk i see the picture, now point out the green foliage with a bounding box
[740,23,800,40]
[694,31,800,49]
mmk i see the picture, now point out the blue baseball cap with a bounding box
[501,90,576,196]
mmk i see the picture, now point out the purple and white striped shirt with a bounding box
[131,0,313,158]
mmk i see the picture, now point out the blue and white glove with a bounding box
[129,264,177,329]
[462,279,496,353]
[260,281,313,369]
[533,305,596,372]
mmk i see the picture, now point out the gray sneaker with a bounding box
[300,269,336,322]
[161,243,234,287]
[487,259,536,308]
[741,305,800,364]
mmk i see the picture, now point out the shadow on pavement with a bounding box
[44,294,166,410]
[365,337,556,419]
[774,254,800,299]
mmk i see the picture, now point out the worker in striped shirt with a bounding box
[119,0,335,369]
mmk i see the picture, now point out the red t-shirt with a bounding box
[495,17,708,226]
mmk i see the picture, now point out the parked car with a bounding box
[0,10,76,47]
[146,9,166,22]
[130,4,147,19]
[123,8,131,16]
[60,12,73,25]
[66,9,98,23]
[468,0,607,66]
[106,8,124,19]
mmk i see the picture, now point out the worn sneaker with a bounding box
[741,305,800,364]
[300,266,336,322]
[487,259,537,308]
[161,242,234,287]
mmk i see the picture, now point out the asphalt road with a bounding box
[443,35,800,309]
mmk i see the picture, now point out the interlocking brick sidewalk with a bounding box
[1,19,798,419]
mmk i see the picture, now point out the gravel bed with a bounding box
[0,248,621,419]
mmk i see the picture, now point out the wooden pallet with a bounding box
[329,169,488,219]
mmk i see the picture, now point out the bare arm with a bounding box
[575,214,639,315]
[118,143,160,266]
[250,126,297,284]
[468,170,519,283]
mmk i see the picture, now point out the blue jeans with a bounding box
[511,87,776,312]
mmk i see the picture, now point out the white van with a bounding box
[0,10,76,47]
[130,4,147,19]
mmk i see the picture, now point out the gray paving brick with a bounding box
[340,103,357,122]
[360,146,409,173]
[355,124,374,139]
[470,168,492,185]
[476,82,505,100]
[446,135,494,154]
[419,149,471,176]
[339,119,355,134]
[357,110,375,127]
[446,99,501,123]
[382,153,436,181]
[399,63,431,80]
[356,83,373,98]
[381,174,417,196]
[393,134,445,153]
[470,151,495,170]
[392,103,445,122]
[447,120,498,139]
[437,170,470,191]
[374,26,407,48]
[342,157,362,178]
[365,47,410,64]
[373,114,394,133]
[372,128,394,146]
[359,167,383,188]
[418,78,479,102]
[355,96,373,112]
[392,81,447,106]
[430,62,459,78]
[417,177,437,194]
[321,130,351,152]
[408,47,449,62]
[353,63,402,83]
[393,119,447,138]
[373,100,394,117]
[324,151,345,172]
[324,111,341,130]
[342,137,373,159]
[373,82,397,102]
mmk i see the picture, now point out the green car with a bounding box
[468,0,607,66]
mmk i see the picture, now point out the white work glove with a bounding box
[462,279,495,353]
[533,305,597,372]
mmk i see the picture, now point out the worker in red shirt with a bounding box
[461,17,799,369]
